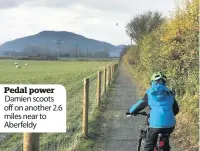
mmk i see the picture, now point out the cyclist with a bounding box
[126,72,179,151]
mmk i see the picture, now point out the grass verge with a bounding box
[121,58,184,151]
[74,65,119,151]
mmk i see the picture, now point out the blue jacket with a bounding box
[129,82,179,128]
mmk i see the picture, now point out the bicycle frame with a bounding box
[126,111,170,151]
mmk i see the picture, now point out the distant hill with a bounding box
[116,45,127,49]
[0,31,125,57]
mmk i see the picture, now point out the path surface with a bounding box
[97,62,179,151]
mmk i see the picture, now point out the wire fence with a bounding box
[0,63,118,151]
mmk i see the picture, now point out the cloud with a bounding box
[0,0,176,45]
[0,0,175,15]
[0,0,24,8]
[24,0,79,8]
[0,0,77,9]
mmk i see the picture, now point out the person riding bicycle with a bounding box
[126,72,179,151]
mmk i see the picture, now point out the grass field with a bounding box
[0,59,118,151]
[0,60,114,84]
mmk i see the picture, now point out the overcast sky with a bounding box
[0,0,176,45]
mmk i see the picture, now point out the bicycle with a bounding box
[126,111,171,151]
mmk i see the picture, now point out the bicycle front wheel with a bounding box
[137,138,142,151]
[137,138,145,151]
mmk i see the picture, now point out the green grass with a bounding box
[0,60,112,84]
[75,67,118,151]
[0,59,117,151]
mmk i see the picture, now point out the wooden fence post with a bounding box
[111,65,113,79]
[23,133,40,151]
[109,66,111,84]
[23,133,32,151]
[83,78,89,137]
[104,68,107,93]
[110,65,112,81]
[107,67,110,86]
[97,71,101,107]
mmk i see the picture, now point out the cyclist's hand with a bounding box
[126,111,131,115]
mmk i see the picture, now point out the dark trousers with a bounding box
[143,127,175,151]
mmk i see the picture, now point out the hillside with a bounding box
[0,31,124,57]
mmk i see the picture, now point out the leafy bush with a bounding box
[123,0,199,150]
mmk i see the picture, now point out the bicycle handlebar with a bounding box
[126,111,148,116]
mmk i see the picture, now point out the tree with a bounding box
[22,45,53,56]
[125,11,165,43]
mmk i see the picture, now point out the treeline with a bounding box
[123,0,198,151]
[2,45,110,59]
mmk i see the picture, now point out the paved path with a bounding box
[96,62,179,151]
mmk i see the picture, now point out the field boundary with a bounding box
[18,63,119,151]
